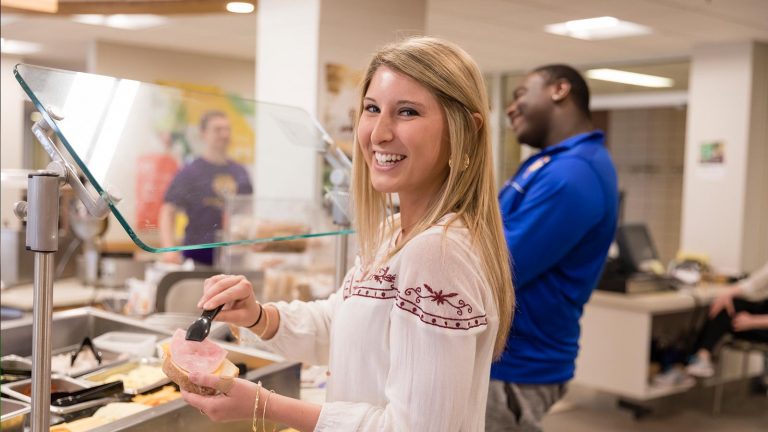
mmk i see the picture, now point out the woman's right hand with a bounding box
[197,274,262,328]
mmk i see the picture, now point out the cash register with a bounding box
[597,224,677,294]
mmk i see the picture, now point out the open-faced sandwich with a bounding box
[161,329,238,396]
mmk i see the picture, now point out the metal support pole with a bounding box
[24,171,62,432]
[31,253,55,432]
[328,171,350,289]
[335,234,349,288]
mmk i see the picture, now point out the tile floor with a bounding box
[542,381,768,431]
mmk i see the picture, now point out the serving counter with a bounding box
[1,307,300,431]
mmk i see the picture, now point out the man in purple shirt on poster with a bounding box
[159,110,252,266]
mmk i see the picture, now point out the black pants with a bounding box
[696,298,768,353]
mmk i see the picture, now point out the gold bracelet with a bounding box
[262,389,276,432]
[257,305,271,339]
[251,381,262,432]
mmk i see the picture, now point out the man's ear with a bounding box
[551,79,572,102]
[472,112,483,131]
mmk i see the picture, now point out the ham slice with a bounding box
[169,329,227,374]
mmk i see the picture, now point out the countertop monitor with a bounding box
[616,224,659,273]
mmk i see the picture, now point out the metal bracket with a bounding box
[320,134,352,226]
[31,113,117,219]
[317,133,352,287]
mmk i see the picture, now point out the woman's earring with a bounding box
[449,154,470,171]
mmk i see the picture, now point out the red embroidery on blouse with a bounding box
[404,284,473,315]
[344,267,398,300]
[397,284,487,330]
[348,284,398,300]
[370,267,396,284]
[343,269,487,331]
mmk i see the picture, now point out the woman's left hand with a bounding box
[181,374,259,422]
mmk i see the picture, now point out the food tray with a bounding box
[80,358,170,395]
[28,344,129,378]
[0,355,32,371]
[92,332,158,358]
[1,397,30,432]
[0,374,119,415]
[0,355,32,384]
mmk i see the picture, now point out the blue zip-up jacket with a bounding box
[492,130,618,384]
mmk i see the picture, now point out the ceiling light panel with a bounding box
[71,14,168,30]
[545,16,652,40]
[0,37,43,54]
[586,69,674,88]
[226,2,255,14]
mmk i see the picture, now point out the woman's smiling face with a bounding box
[357,66,450,200]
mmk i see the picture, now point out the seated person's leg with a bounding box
[687,299,768,377]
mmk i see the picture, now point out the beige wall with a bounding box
[608,107,687,263]
[90,41,255,98]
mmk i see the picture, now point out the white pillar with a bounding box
[254,0,322,202]
[680,41,768,273]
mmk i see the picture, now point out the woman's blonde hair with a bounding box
[351,36,514,358]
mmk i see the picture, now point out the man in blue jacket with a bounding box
[486,65,618,431]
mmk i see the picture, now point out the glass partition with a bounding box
[14,64,352,253]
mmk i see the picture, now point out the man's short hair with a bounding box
[199,110,228,131]
[533,64,591,118]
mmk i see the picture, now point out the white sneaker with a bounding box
[686,355,715,378]
[653,366,695,388]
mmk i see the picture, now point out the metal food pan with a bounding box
[41,344,130,377]
[0,355,32,371]
[0,308,173,359]
[80,358,170,395]
[1,397,30,432]
[0,355,32,384]
[0,374,119,415]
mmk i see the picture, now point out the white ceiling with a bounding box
[428,0,768,72]
[1,0,767,72]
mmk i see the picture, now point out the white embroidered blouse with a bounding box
[251,216,499,431]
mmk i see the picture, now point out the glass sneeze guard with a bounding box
[14,64,352,253]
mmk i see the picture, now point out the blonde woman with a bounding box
[183,37,514,431]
